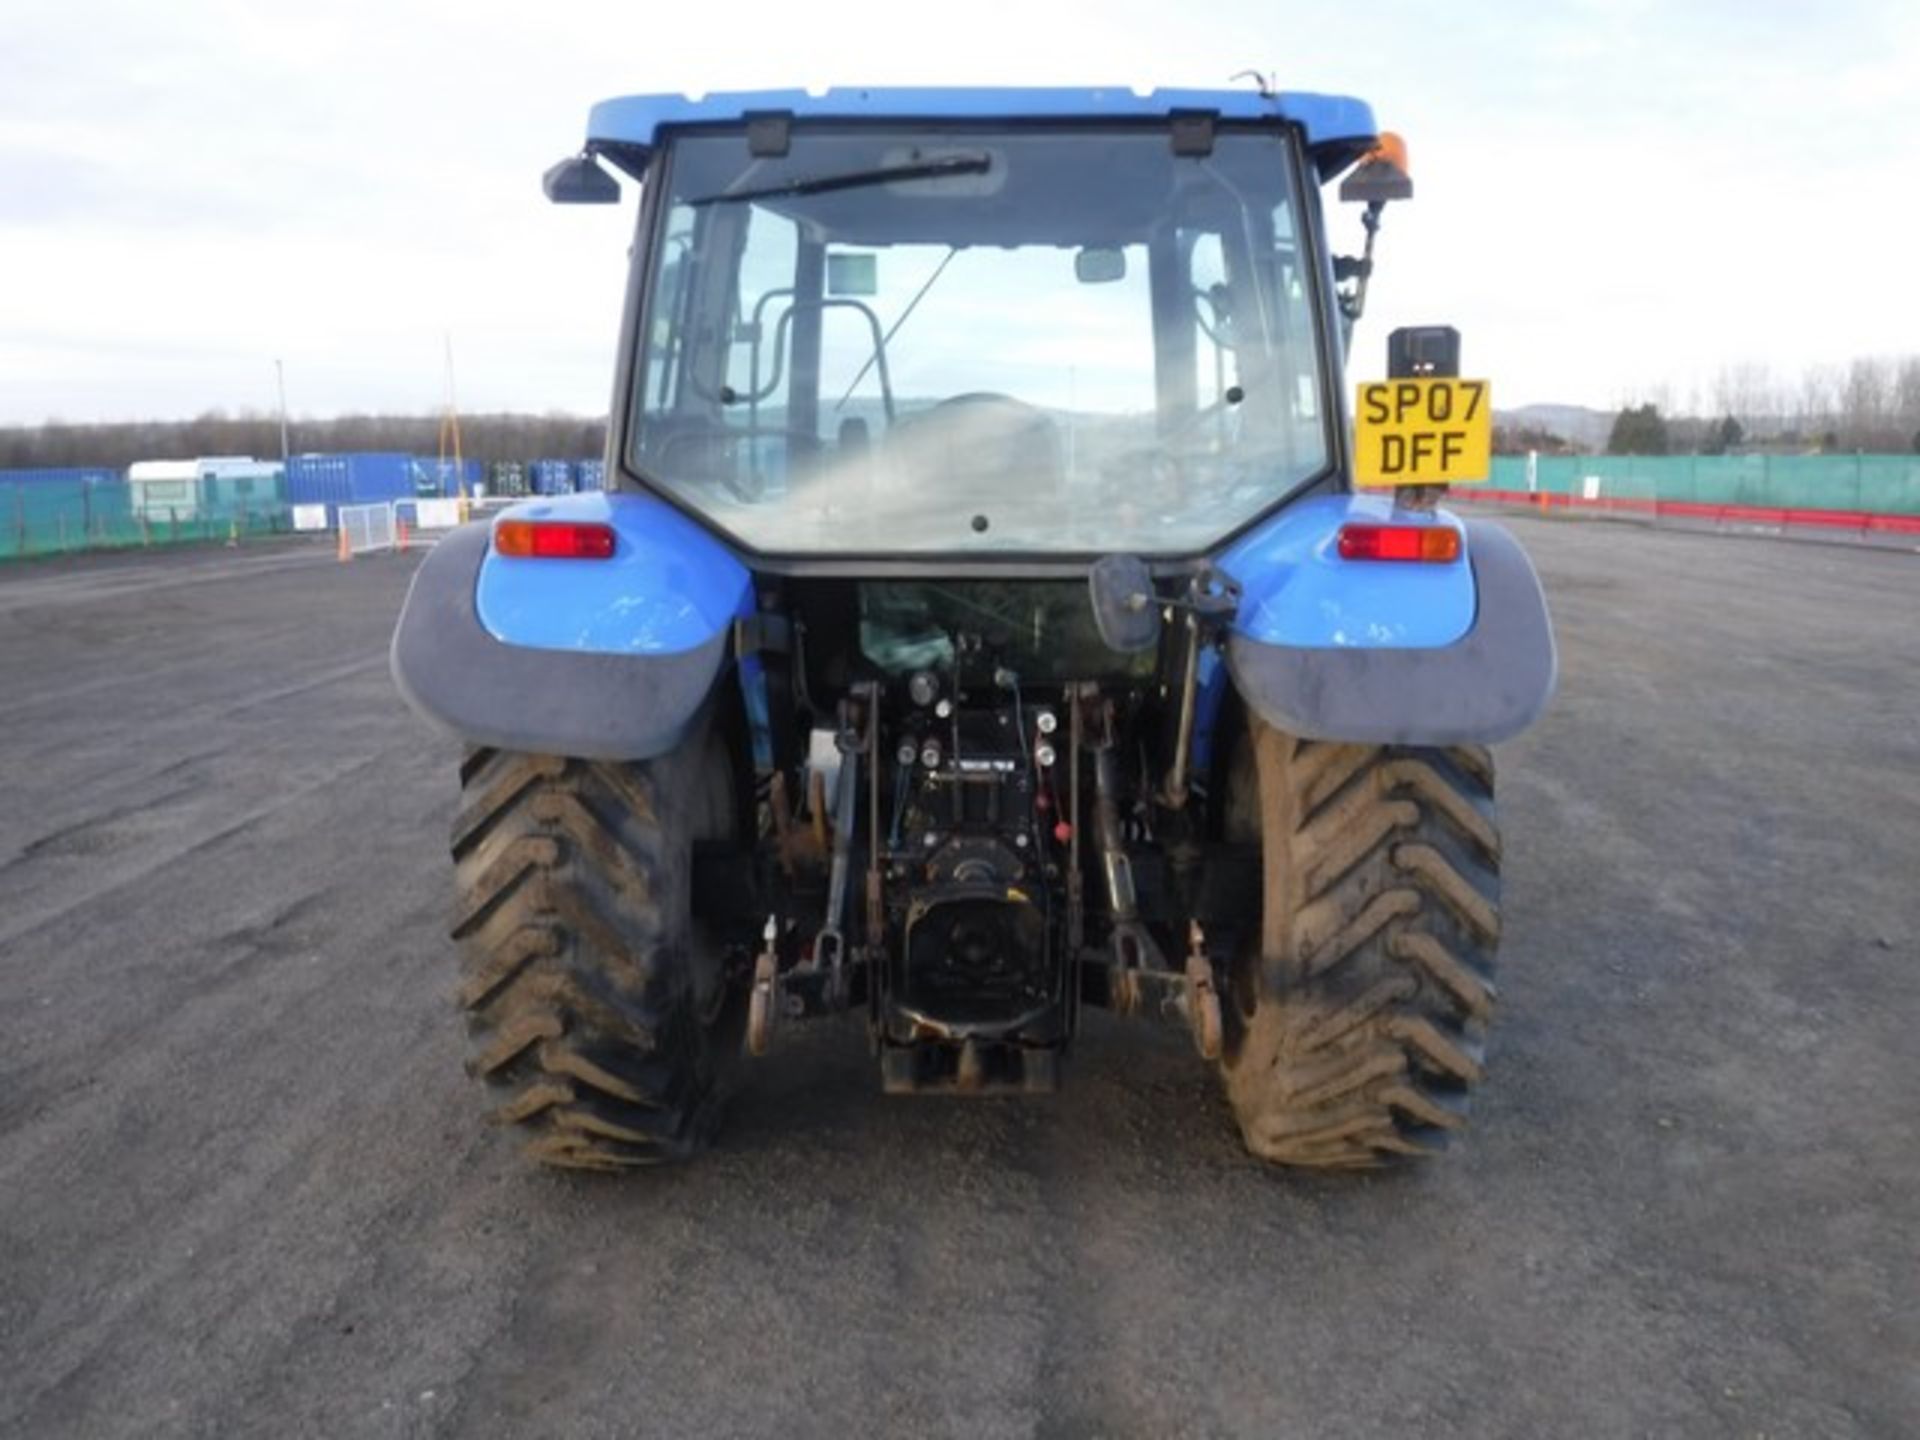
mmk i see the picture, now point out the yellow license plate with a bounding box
[1353,378,1492,487]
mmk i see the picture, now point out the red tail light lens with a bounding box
[1336,522,1462,563]
[493,520,616,559]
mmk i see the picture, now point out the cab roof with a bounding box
[584,86,1378,174]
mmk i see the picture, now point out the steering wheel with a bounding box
[921,392,1049,423]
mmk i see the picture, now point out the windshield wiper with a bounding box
[688,153,991,207]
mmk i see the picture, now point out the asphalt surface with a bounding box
[0,521,1915,1439]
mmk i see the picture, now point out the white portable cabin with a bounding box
[126,460,201,521]
[127,456,283,522]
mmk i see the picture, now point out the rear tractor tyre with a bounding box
[1219,716,1501,1169]
[448,727,745,1172]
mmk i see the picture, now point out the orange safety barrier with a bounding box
[1451,487,1920,535]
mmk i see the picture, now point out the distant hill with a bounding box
[1495,403,1614,451]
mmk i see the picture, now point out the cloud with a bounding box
[2,0,1915,422]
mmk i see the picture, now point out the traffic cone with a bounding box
[337,521,350,562]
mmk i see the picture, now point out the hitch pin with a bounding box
[1184,920,1223,1061]
[747,914,780,1057]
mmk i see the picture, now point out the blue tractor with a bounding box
[392,87,1556,1172]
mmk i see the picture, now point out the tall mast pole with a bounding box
[441,333,467,513]
[274,358,290,463]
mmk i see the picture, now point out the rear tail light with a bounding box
[1336,522,1462,563]
[493,520,616,559]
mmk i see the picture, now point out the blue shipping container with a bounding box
[489,461,529,498]
[286,453,415,524]
[406,456,484,498]
[0,466,121,487]
[530,459,576,495]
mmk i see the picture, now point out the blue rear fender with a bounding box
[476,491,751,654]
[390,492,753,761]
[1212,493,1556,745]
[1217,493,1473,650]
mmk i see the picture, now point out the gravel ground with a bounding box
[0,521,1914,1439]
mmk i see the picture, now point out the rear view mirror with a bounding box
[543,153,620,205]
[1074,247,1127,284]
[1338,132,1412,205]
[1088,554,1162,653]
[827,252,878,296]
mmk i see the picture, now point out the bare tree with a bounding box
[1839,357,1898,450]
[0,413,611,474]
[1894,356,1920,450]
[1795,364,1843,446]
[1713,363,1776,436]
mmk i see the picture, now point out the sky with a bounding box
[3,0,1916,425]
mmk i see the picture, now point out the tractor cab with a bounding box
[550,89,1392,563]
[624,122,1326,557]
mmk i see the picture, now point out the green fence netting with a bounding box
[1486,454,1920,515]
[8,457,1920,562]
[1,478,294,561]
